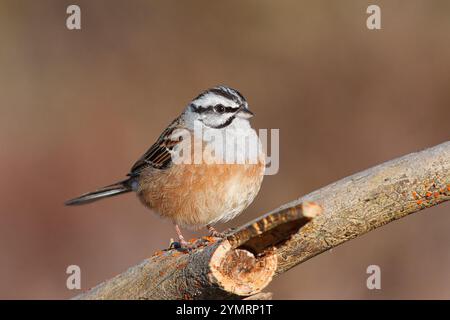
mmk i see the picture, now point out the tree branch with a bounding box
[74,141,450,300]
[274,141,449,275]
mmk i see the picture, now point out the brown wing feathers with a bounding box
[129,118,182,175]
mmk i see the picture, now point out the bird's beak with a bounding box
[237,106,254,119]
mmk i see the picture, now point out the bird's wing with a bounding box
[128,118,184,175]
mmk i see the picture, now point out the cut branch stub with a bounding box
[227,201,322,254]
[208,241,277,297]
[74,201,321,300]
[208,201,321,297]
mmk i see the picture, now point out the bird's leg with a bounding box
[174,224,189,248]
[206,224,226,238]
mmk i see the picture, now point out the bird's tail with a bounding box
[65,178,133,206]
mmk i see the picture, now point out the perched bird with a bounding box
[65,86,265,247]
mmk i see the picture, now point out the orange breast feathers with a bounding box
[136,135,265,229]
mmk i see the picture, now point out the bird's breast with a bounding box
[137,160,265,229]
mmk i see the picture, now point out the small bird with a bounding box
[65,86,265,247]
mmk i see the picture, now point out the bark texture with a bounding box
[274,141,449,275]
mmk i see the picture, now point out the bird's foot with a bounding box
[170,224,198,251]
[207,225,228,238]
[168,238,198,252]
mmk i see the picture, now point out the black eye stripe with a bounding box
[191,104,238,114]
[190,104,206,113]
[218,105,238,113]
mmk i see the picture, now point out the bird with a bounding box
[65,86,265,248]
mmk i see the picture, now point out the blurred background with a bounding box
[0,0,449,299]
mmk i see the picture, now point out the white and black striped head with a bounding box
[183,86,254,130]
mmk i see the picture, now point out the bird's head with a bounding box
[183,86,254,130]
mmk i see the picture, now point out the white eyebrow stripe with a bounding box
[192,93,238,109]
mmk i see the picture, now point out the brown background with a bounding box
[0,0,449,299]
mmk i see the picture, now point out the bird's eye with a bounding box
[214,104,225,114]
